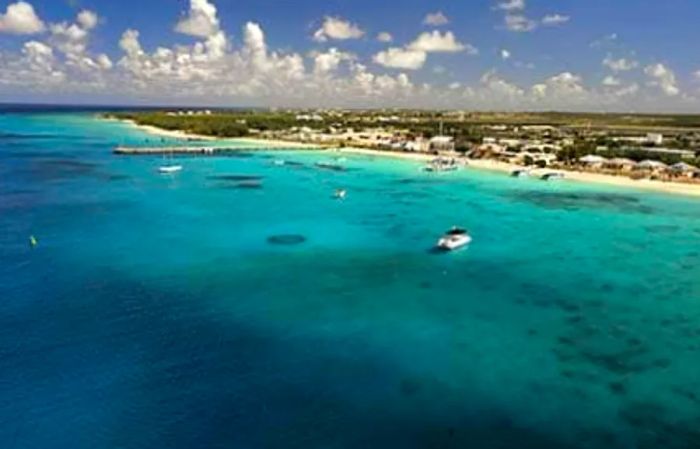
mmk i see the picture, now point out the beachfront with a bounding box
[119,117,700,198]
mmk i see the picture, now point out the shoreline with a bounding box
[111,117,323,149]
[118,119,700,198]
[336,147,700,198]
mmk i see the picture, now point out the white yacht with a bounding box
[334,189,347,200]
[158,165,183,174]
[437,227,472,251]
[424,158,459,172]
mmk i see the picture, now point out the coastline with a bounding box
[117,119,700,198]
[336,147,700,198]
[111,117,323,149]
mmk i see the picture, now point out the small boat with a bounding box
[272,159,286,166]
[315,162,346,172]
[334,189,347,200]
[158,165,183,174]
[511,169,531,178]
[424,158,459,172]
[541,172,565,181]
[436,227,472,251]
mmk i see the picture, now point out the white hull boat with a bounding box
[437,227,472,251]
[158,165,183,174]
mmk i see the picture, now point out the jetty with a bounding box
[115,146,245,155]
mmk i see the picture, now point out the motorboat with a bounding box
[158,165,183,174]
[541,172,565,181]
[436,227,472,251]
[511,168,531,178]
[424,157,459,172]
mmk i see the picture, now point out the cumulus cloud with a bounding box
[0,1,44,34]
[645,63,679,96]
[77,10,98,30]
[408,31,473,53]
[423,11,449,26]
[496,0,525,12]
[313,16,364,42]
[504,14,536,32]
[541,14,569,26]
[532,72,585,98]
[373,30,474,70]
[602,75,621,87]
[373,47,427,70]
[376,32,393,43]
[312,47,355,75]
[603,55,638,72]
[481,70,522,95]
[175,0,220,38]
[0,0,696,111]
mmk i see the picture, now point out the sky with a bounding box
[0,0,699,111]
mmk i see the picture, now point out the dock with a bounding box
[114,146,252,155]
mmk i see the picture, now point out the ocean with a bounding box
[1,110,699,449]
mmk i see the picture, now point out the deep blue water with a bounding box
[1,112,700,449]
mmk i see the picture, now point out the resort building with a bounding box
[429,136,456,153]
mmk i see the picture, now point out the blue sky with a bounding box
[0,0,699,111]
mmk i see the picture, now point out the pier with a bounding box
[114,146,252,155]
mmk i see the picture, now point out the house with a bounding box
[604,158,636,171]
[669,162,699,178]
[429,136,455,153]
[579,154,607,167]
[646,133,664,145]
[635,160,668,173]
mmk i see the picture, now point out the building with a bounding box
[429,136,456,153]
[646,133,664,145]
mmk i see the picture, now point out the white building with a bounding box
[646,133,664,145]
[429,136,456,153]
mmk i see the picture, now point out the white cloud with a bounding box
[479,70,525,104]
[602,75,621,87]
[175,0,220,38]
[408,31,474,54]
[373,47,427,70]
[694,70,700,81]
[645,63,679,96]
[504,14,536,32]
[496,0,525,12]
[612,83,639,98]
[423,11,449,26]
[77,10,98,30]
[0,1,44,34]
[376,32,393,43]
[373,30,474,70]
[541,14,570,26]
[603,55,638,72]
[1,1,697,111]
[312,48,354,75]
[313,16,364,42]
[532,72,585,99]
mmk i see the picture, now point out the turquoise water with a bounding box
[1,112,700,449]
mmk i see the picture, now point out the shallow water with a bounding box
[1,112,700,449]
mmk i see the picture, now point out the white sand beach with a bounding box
[117,121,700,198]
[338,147,700,198]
